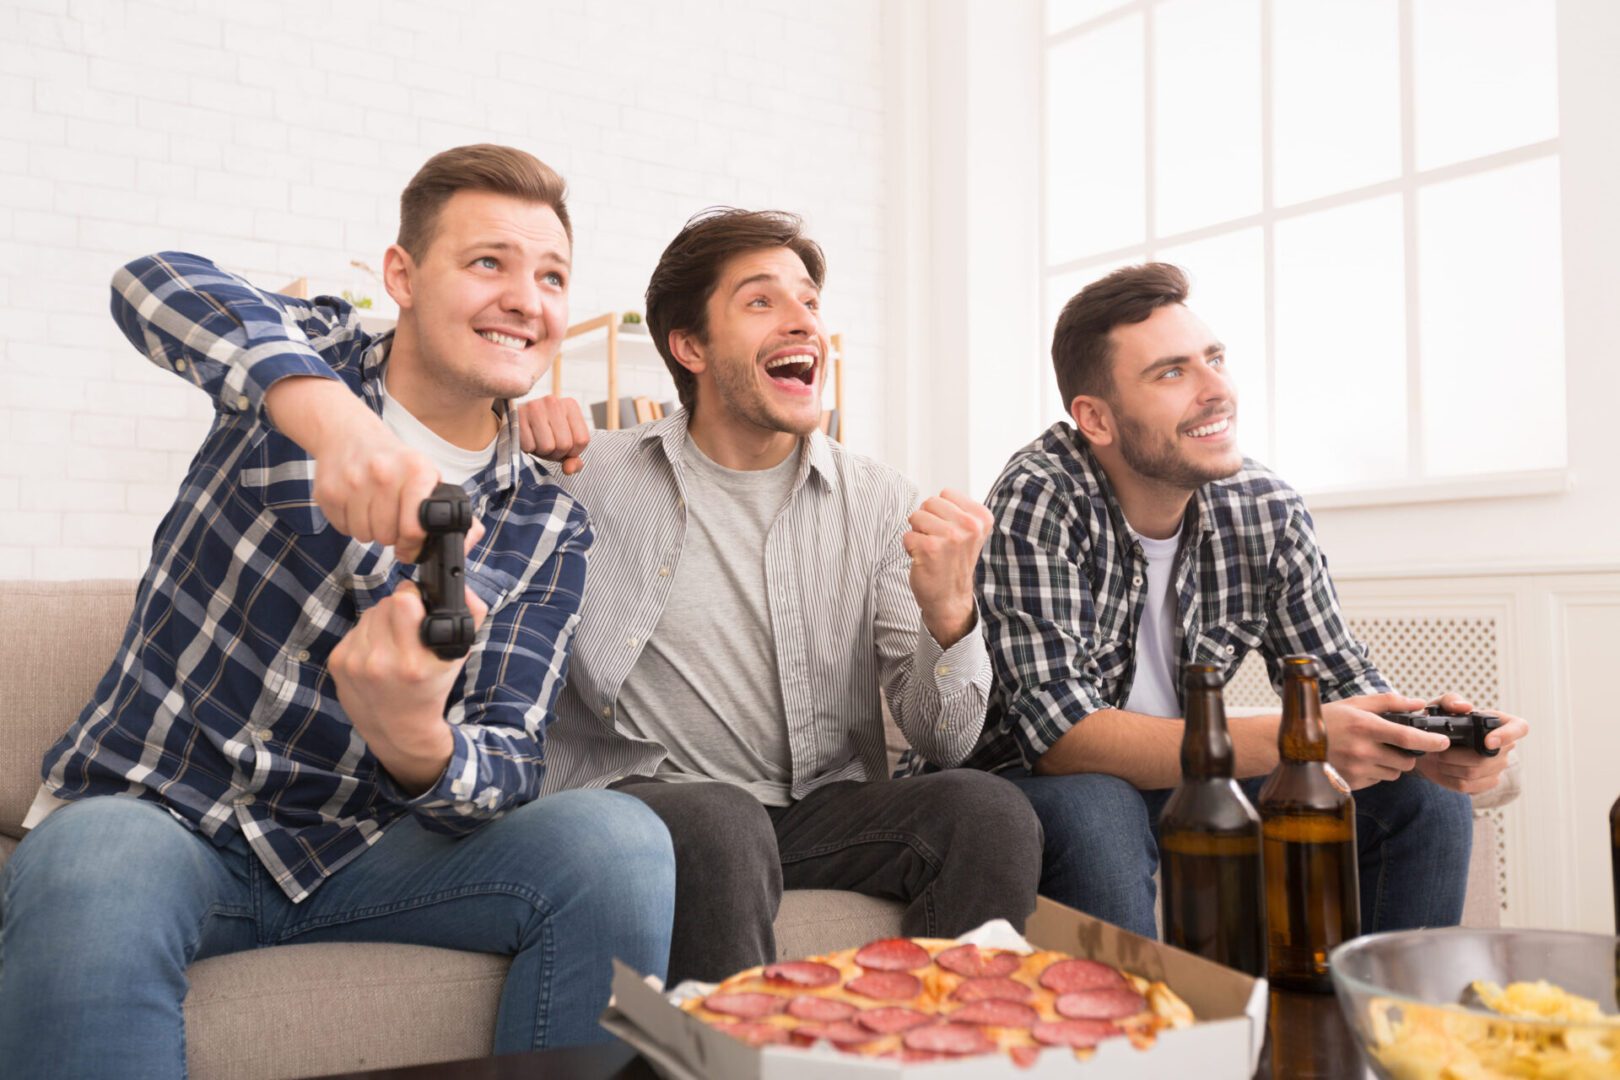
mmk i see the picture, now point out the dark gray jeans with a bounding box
[611,770,1044,984]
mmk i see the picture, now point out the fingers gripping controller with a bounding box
[1379,705,1504,758]
[417,483,475,660]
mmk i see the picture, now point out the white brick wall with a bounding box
[0,0,891,579]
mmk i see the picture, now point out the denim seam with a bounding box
[777,830,945,873]
[275,882,553,941]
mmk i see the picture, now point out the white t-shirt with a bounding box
[378,377,497,484]
[1123,524,1184,719]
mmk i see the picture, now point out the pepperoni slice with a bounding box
[794,1019,875,1046]
[950,976,1034,1003]
[762,960,841,989]
[902,1022,994,1055]
[857,1006,934,1034]
[934,944,1023,979]
[703,991,788,1019]
[1055,987,1148,1020]
[847,971,923,1001]
[716,1019,792,1046]
[854,937,933,972]
[786,994,858,1022]
[1038,957,1128,994]
[949,999,1039,1027]
[1031,1017,1122,1049]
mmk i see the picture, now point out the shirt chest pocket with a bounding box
[239,430,328,536]
[1191,617,1267,674]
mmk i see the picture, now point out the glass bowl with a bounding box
[1330,927,1620,1078]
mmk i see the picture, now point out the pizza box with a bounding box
[599,896,1269,1079]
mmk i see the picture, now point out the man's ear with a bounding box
[382,244,416,311]
[668,328,707,377]
[1070,394,1116,447]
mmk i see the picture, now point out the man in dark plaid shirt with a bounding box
[966,263,1528,940]
[0,147,675,1077]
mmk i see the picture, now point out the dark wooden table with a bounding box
[319,989,1373,1079]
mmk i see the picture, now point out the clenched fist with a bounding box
[517,394,591,474]
[903,489,994,650]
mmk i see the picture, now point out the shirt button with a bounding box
[294,649,310,662]
[235,793,255,807]
[1132,575,1144,587]
[601,706,612,718]
[235,394,250,410]
[658,566,670,577]
[174,358,188,372]
[626,637,638,648]
[936,664,952,677]
[1224,644,1236,656]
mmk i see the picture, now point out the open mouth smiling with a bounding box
[1184,416,1232,439]
[764,352,818,386]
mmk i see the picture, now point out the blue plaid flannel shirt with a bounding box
[960,421,1388,775]
[36,252,591,902]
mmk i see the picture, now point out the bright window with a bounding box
[1040,0,1565,498]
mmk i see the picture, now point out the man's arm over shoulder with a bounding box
[871,470,992,769]
[390,493,594,832]
[111,251,363,424]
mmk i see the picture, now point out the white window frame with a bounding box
[1039,0,1567,508]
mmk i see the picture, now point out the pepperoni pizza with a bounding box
[681,936,1196,1066]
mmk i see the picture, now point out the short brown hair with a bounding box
[645,208,826,414]
[397,144,572,259]
[1052,262,1189,411]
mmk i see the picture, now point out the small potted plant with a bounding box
[620,311,648,335]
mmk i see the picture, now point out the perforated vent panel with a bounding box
[1221,615,1507,912]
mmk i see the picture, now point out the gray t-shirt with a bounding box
[615,434,799,805]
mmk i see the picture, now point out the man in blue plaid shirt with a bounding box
[967,263,1528,940]
[0,146,675,1077]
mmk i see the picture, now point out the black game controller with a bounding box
[417,483,475,660]
[1378,704,1504,757]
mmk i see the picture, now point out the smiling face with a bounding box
[1085,302,1242,491]
[384,188,571,407]
[675,246,828,439]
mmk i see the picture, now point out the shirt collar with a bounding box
[642,407,837,494]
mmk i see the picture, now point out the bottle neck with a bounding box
[1278,674,1329,763]
[1181,687,1235,779]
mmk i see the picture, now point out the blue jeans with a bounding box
[0,790,675,1078]
[1006,769,1473,939]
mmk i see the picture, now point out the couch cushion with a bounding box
[0,579,137,839]
[773,889,904,960]
[184,943,506,1080]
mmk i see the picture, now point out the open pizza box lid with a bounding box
[600,896,1269,1079]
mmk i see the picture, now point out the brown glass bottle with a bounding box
[1159,663,1267,977]
[1257,654,1360,993]
[1611,793,1619,935]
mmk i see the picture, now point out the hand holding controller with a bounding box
[1378,704,1504,758]
[417,483,475,660]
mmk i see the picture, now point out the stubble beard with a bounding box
[1114,407,1243,489]
[710,350,819,437]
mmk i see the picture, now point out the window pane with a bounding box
[1273,197,1407,489]
[1047,17,1146,263]
[1047,0,1134,35]
[1413,0,1558,171]
[1156,229,1270,465]
[1153,0,1261,236]
[1273,0,1401,206]
[1418,158,1565,476]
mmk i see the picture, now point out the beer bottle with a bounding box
[1257,654,1360,992]
[1159,663,1267,977]
[1610,793,1619,936]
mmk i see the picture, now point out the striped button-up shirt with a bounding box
[35,252,590,903]
[538,411,992,798]
[964,422,1387,775]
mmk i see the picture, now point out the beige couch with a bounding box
[0,579,1507,1078]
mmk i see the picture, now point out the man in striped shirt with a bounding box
[519,210,1042,984]
[0,146,675,1077]
[964,263,1529,939]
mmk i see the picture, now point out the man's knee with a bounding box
[914,770,1044,865]
[625,782,779,885]
[1018,773,1156,869]
[1362,773,1474,861]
